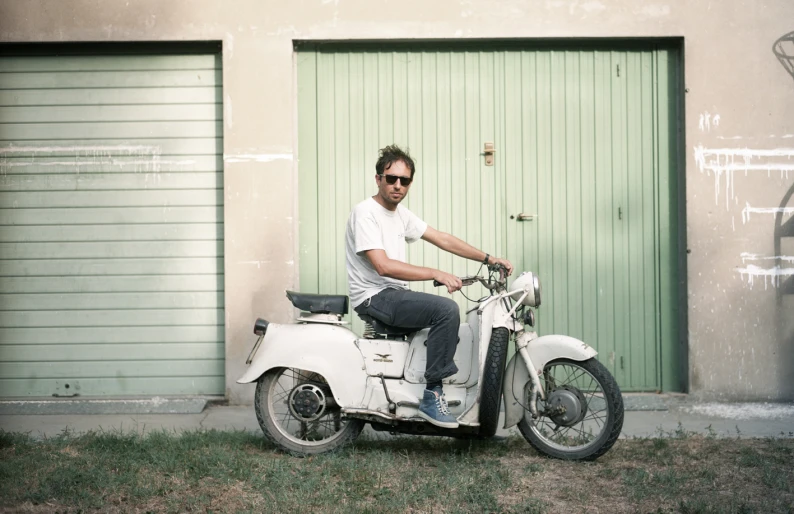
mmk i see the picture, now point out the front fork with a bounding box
[515,331,546,418]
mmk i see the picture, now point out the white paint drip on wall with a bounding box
[698,111,712,132]
[741,202,794,223]
[693,145,794,209]
[223,153,293,163]
[740,253,794,264]
[736,264,794,289]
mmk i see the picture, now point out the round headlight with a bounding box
[533,274,541,307]
[512,272,541,307]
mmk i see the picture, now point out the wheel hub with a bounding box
[544,386,588,426]
[288,384,327,421]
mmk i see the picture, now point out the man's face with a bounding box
[376,160,413,208]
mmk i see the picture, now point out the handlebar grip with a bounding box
[433,280,443,287]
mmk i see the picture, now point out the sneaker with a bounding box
[417,387,459,428]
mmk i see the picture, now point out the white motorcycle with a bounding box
[238,265,624,461]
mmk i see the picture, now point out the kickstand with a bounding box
[378,373,397,414]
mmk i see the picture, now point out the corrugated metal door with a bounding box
[297,43,680,391]
[0,45,225,397]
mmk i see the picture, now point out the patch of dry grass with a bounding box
[0,429,791,513]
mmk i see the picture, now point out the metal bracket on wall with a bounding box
[484,142,495,166]
[510,213,536,221]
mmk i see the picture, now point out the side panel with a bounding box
[358,339,411,378]
[403,324,475,384]
[237,324,368,408]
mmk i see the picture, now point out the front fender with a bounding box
[236,323,368,408]
[502,334,598,429]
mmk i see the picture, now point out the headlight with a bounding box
[532,274,542,307]
[511,272,541,307]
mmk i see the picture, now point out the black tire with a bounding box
[479,327,510,437]
[254,367,364,456]
[518,358,624,461]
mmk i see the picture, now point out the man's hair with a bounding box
[375,145,416,178]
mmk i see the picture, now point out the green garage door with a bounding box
[0,45,224,397]
[297,42,681,392]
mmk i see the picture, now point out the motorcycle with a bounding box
[238,264,624,461]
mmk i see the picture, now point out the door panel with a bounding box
[0,47,225,397]
[298,43,680,391]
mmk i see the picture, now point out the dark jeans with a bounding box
[354,288,460,384]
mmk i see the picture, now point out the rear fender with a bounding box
[502,334,598,429]
[236,323,368,408]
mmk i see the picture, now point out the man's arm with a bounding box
[421,226,514,275]
[364,249,463,293]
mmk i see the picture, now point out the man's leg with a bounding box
[358,288,461,428]
[361,288,460,383]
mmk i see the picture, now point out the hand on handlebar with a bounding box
[431,271,463,293]
[488,257,514,277]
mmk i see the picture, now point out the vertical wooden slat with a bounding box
[435,51,453,291]
[579,51,599,352]
[594,49,618,378]
[657,47,681,391]
[315,51,336,296]
[297,50,319,294]
[565,51,584,341]
[449,51,469,302]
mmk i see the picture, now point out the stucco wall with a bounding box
[1,0,792,403]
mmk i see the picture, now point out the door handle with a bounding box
[511,213,536,221]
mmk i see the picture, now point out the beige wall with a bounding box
[1,0,792,403]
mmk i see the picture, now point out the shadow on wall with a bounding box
[776,181,794,400]
[774,31,794,81]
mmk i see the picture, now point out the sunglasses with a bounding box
[379,174,413,186]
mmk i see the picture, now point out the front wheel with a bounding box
[518,358,624,461]
[254,367,364,456]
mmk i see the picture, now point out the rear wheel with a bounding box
[479,327,510,437]
[518,358,623,461]
[254,367,364,456]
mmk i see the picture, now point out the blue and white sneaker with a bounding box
[417,387,459,428]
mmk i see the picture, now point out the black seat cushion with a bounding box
[286,291,349,315]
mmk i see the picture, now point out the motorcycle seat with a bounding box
[357,313,417,338]
[285,291,349,315]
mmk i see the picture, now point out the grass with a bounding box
[0,429,792,513]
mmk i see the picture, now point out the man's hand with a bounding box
[433,270,463,294]
[490,257,514,277]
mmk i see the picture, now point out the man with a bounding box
[345,145,513,428]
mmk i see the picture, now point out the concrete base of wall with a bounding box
[0,397,221,415]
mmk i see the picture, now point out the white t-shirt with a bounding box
[345,197,428,308]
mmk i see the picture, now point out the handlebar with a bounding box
[432,263,509,290]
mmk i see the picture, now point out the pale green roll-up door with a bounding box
[298,42,682,392]
[0,44,225,397]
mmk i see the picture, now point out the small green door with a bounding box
[0,45,225,397]
[297,42,681,392]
